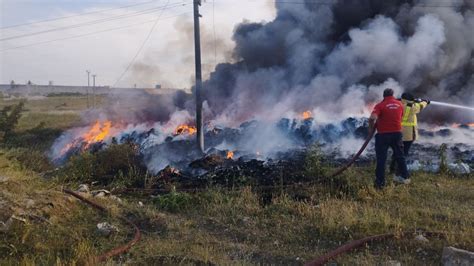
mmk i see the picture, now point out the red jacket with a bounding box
[371,96,403,133]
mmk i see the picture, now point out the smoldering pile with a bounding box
[50,112,474,187]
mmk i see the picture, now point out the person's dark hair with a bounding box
[401,92,414,101]
[383,88,394,97]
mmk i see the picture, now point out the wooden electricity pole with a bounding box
[92,74,97,108]
[193,0,204,153]
[86,70,90,108]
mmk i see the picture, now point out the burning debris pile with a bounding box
[50,110,474,188]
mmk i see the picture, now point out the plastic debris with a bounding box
[448,163,471,174]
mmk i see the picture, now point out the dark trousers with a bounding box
[389,141,413,173]
[375,132,409,188]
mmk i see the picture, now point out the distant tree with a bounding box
[0,101,25,141]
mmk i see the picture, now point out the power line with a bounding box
[0,12,192,52]
[0,0,161,30]
[213,0,466,8]
[113,0,171,87]
[0,2,187,42]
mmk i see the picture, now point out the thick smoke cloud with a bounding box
[202,0,474,124]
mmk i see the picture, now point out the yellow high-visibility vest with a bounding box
[401,100,427,127]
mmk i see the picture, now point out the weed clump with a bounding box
[152,190,195,212]
[57,143,148,187]
[304,143,328,178]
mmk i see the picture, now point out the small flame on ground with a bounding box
[451,123,474,128]
[301,111,312,120]
[226,151,234,159]
[174,125,197,136]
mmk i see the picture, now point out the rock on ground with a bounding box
[442,246,474,266]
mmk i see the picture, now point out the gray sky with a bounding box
[0,0,276,88]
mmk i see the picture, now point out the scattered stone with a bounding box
[138,201,144,207]
[25,199,35,209]
[77,184,90,193]
[96,222,119,236]
[442,246,474,266]
[415,234,429,243]
[0,219,13,232]
[109,195,122,203]
[385,260,401,266]
[91,189,111,198]
[0,215,27,232]
[448,163,471,174]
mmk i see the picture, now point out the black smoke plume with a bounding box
[202,0,474,124]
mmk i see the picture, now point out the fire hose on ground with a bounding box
[304,231,447,266]
[328,127,376,178]
[63,189,141,263]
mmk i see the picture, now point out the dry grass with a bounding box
[1,154,473,265]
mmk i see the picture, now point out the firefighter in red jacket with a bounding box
[369,88,410,189]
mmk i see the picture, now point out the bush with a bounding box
[57,143,148,187]
[0,101,25,141]
[7,148,54,173]
[5,123,62,151]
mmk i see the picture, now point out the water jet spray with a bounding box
[430,101,474,112]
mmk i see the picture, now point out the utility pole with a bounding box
[193,0,204,153]
[92,74,97,108]
[86,70,90,108]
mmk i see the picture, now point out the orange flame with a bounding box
[82,120,112,148]
[174,125,197,136]
[450,122,474,128]
[226,151,234,159]
[57,120,113,157]
[301,111,312,120]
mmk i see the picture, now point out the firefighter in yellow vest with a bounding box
[390,92,430,173]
